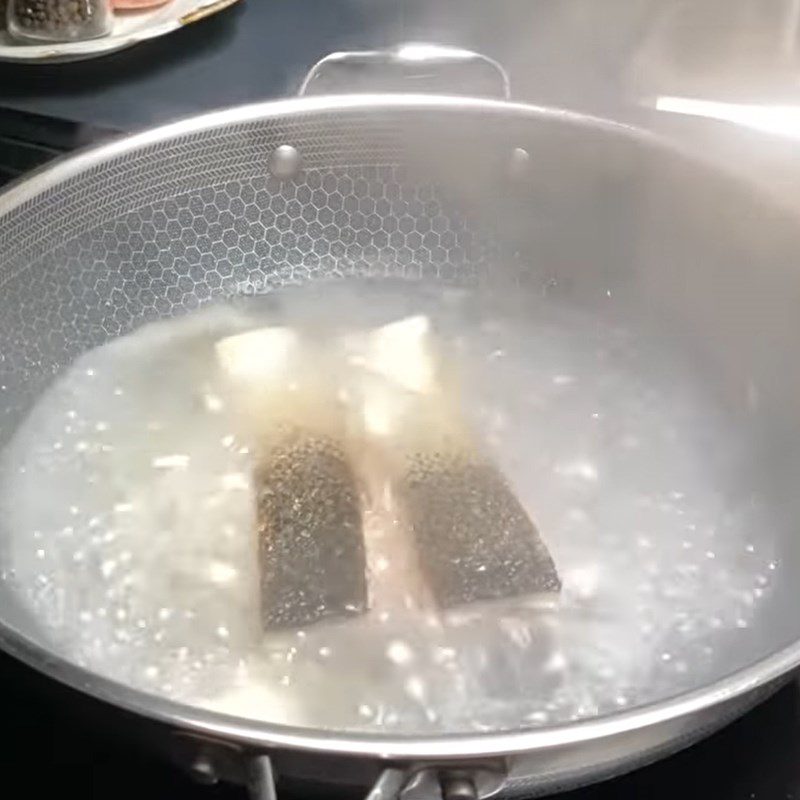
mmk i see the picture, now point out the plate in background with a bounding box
[0,0,242,63]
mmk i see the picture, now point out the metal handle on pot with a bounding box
[298,43,511,100]
[247,759,405,800]
[364,768,409,800]
[247,756,507,800]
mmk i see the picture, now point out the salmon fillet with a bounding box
[216,328,368,632]
[346,315,561,612]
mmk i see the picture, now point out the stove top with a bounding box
[1,107,799,800]
[0,107,117,187]
[1,645,798,800]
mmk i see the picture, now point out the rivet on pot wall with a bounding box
[189,755,219,786]
[269,145,302,179]
[508,147,532,181]
[440,773,478,800]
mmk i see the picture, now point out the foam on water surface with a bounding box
[0,283,779,733]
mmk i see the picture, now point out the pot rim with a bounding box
[0,93,796,760]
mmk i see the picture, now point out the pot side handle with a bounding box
[297,44,511,100]
[248,755,506,800]
[248,758,406,800]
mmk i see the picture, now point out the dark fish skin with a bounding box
[401,449,561,610]
[224,315,560,632]
[255,430,368,631]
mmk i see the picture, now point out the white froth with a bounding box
[0,288,779,734]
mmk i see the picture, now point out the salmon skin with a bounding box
[401,450,561,610]
[216,313,560,634]
[348,315,561,613]
[216,327,368,632]
[254,429,367,630]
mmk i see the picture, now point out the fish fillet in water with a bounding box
[216,328,368,631]
[345,315,561,612]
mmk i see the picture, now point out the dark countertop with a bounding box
[0,0,658,132]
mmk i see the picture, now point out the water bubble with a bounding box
[526,710,549,724]
[544,651,567,672]
[404,676,426,702]
[555,459,598,482]
[221,473,248,491]
[204,394,224,413]
[152,454,190,470]
[208,562,237,584]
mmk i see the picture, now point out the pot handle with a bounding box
[248,756,505,800]
[297,43,511,100]
[248,759,406,800]
[364,768,409,800]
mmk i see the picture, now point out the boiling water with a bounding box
[0,282,778,733]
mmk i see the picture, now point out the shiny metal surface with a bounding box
[364,769,407,800]
[268,144,302,180]
[248,754,278,800]
[299,44,511,100]
[1,91,800,795]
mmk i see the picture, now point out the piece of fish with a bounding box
[345,315,561,613]
[216,327,368,632]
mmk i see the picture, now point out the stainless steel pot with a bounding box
[1,45,799,799]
